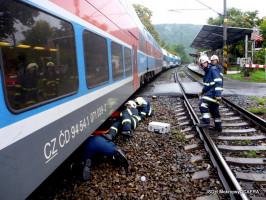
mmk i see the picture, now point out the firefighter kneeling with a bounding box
[101,100,141,141]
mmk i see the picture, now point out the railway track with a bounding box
[175,66,266,200]
[28,67,265,199]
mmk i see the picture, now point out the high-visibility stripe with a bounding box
[215,87,223,91]
[46,81,56,85]
[200,102,208,108]
[15,93,21,96]
[210,82,215,85]
[132,118,136,129]
[42,78,47,81]
[122,119,131,124]
[141,112,146,115]
[127,109,132,115]
[214,119,222,122]
[202,113,210,118]
[134,115,141,121]
[203,83,210,86]
[111,127,118,133]
[202,96,217,103]
[214,78,222,82]
[148,108,152,115]
[24,100,36,106]
[220,73,224,77]
[216,97,221,99]
[15,84,22,88]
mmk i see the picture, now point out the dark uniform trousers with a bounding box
[109,108,140,138]
[199,98,221,128]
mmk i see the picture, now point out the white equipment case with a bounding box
[148,122,171,134]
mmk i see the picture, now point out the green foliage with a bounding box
[237,140,252,145]
[177,135,186,142]
[133,4,161,45]
[208,8,264,61]
[172,130,179,134]
[246,150,258,157]
[170,44,191,63]
[155,24,202,54]
[208,8,262,28]
[247,107,266,114]
[249,97,266,105]
[225,69,266,83]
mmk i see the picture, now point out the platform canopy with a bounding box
[190,25,254,50]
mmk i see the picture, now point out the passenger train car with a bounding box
[0,0,180,199]
[162,49,181,70]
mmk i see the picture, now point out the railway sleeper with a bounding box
[225,157,266,166]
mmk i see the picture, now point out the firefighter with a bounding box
[42,62,60,100]
[135,97,154,120]
[71,135,128,182]
[101,100,141,140]
[210,55,224,77]
[15,63,39,108]
[196,56,223,132]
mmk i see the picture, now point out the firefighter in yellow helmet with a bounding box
[135,97,154,120]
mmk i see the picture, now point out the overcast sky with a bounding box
[130,0,265,25]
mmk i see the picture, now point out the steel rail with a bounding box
[174,68,248,200]
[185,66,266,132]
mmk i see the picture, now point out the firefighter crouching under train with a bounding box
[135,97,154,120]
[101,100,141,141]
[196,56,223,132]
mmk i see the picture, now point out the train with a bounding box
[0,0,180,199]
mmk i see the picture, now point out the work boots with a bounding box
[100,133,114,141]
[208,126,222,132]
[82,159,92,181]
[121,130,133,137]
[195,122,210,128]
[113,148,129,169]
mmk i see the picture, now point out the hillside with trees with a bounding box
[154,24,202,54]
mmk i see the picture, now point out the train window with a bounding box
[124,47,132,76]
[139,33,145,53]
[83,30,109,88]
[111,42,123,80]
[0,0,78,111]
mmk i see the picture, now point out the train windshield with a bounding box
[0,0,78,111]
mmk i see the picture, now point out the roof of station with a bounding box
[190,25,254,50]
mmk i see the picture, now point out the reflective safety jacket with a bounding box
[210,63,224,78]
[138,97,153,120]
[15,73,39,107]
[120,107,141,130]
[202,65,223,103]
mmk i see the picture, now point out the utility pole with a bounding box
[223,0,228,74]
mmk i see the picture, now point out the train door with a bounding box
[132,45,138,90]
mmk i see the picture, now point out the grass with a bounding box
[237,140,252,145]
[247,107,266,114]
[249,97,266,105]
[225,69,266,83]
[246,150,258,158]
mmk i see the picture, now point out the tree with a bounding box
[133,4,161,45]
[207,8,262,28]
[170,44,191,63]
[208,8,264,63]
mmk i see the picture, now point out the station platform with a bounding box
[137,64,266,97]
[188,64,266,96]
